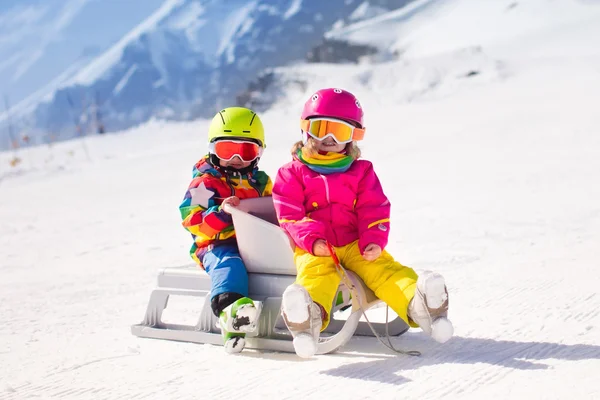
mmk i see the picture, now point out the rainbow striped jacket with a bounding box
[179,156,273,266]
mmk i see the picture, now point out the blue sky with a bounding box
[0,0,165,107]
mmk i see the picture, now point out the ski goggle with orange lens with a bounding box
[209,140,263,162]
[300,118,365,144]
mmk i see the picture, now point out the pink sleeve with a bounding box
[272,164,327,254]
[355,161,391,253]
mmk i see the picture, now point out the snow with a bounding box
[166,2,207,53]
[348,1,389,22]
[1,0,600,398]
[112,65,138,95]
[326,0,440,51]
[147,32,171,84]
[216,1,259,64]
[328,0,600,59]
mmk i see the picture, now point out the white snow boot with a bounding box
[219,297,259,334]
[222,332,246,354]
[219,297,259,354]
[281,284,323,358]
[408,271,454,343]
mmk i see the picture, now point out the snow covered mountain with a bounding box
[0,0,165,107]
[246,0,600,115]
[2,0,411,148]
[326,0,600,59]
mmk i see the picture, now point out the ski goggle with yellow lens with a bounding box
[300,118,365,144]
[208,140,263,162]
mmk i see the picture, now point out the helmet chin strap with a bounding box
[222,162,257,176]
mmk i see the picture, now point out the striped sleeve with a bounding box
[179,175,232,241]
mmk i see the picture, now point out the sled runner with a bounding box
[131,197,409,354]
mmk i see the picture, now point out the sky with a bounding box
[0,0,165,108]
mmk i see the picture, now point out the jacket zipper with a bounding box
[247,172,263,197]
[224,174,235,196]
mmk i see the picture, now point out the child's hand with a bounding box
[362,243,382,261]
[221,196,240,214]
[312,239,331,257]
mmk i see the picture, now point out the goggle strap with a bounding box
[300,119,310,132]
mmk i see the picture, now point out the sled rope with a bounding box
[326,243,421,357]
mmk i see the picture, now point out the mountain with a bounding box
[326,0,600,59]
[1,0,412,149]
[0,0,165,111]
[241,0,600,115]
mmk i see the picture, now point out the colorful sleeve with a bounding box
[179,175,232,240]
[355,161,391,253]
[272,164,327,254]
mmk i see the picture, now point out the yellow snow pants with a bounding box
[293,240,418,330]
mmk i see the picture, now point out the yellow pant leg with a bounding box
[293,248,341,330]
[338,241,418,326]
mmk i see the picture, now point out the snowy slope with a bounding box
[327,0,600,58]
[1,0,600,399]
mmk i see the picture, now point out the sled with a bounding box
[131,197,409,354]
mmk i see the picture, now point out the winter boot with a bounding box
[281,284,323,358]
[408,271,454,343]
[219,297,259,354]
[221,331,246,354]
[219,297,259,333]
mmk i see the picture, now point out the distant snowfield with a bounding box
[1,0,600,399]
[328,0,600,59]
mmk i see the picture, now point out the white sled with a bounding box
[131,197,409,354]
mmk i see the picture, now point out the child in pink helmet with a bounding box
[272,88,453,358]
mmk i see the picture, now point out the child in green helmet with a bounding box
[179,107,273,353]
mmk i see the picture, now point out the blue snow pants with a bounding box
[202,243,249,300]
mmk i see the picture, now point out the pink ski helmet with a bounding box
[301,88,364,128]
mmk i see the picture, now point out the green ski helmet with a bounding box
[208,107,266,148]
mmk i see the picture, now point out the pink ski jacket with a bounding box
[273,159,391,255]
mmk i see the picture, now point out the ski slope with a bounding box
[1,0,599,399]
